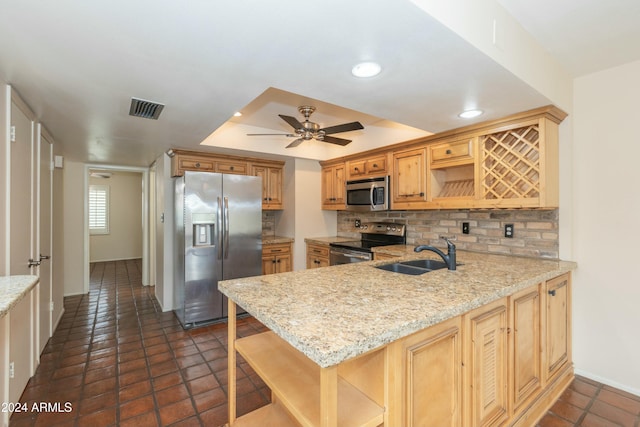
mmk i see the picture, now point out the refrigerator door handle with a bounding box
[217,196,223,260]
[224,196,230,259]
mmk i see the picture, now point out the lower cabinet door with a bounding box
[511,285,542,411]
[400,316,463,427]
[544,273,571,383]
[464,298,509,427]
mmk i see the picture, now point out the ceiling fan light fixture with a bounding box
[351,61,382,78]
[458,109,483,119]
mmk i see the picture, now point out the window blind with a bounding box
[89,185,109,234]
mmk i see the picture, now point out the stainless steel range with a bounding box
[329,222,406,266]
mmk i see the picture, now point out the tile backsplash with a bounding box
[262,211,276,237]
[338,209,559,259]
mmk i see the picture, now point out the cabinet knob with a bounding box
[354,167,359,171]
[230,166,234,170]
[195,162,201,168]
[372,163,378,168]
[445,149,452,155]
[548,289,556,296]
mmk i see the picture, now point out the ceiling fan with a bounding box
[247,106,364,148]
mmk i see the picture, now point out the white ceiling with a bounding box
[1,1,638,167]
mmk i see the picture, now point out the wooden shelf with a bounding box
[235,331,384,427]
[231,402,300,427]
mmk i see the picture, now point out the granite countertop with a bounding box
[219,251,577,368]
[304,236,358,245]
[263,236,294,245]
[0,275,40,318]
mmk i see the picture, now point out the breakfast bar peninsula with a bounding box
[219,250,577,427]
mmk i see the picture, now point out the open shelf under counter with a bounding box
[229,401,299,427]
[234,331,384,427]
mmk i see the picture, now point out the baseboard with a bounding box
[89,256,142,263]
[52,307,65,332]
[510,365,574,427]
[574,368,640,397]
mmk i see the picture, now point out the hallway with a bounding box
[9,260,640,426]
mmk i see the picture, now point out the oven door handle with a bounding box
[330,250,371,261]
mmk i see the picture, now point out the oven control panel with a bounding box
[357,222,405,236]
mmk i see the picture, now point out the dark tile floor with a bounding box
[9,259,640,426]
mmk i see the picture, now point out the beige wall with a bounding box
[89,171,143,262]
[572,60,640,394]
[62,160,85,295]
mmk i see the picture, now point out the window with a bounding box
[89,185,109,235]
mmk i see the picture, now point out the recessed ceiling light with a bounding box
[458,109,483,119]
[351,62,382,78]
[233,111,242,117]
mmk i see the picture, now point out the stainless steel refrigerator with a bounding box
[174,171,262,327]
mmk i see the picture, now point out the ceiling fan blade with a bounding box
[246,133,296,136]
[286,138,305,148]
[320,135,352,146]
[319,121,364,135]
[279,114,303,130]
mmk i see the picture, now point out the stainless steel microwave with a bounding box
[345,176,389,211]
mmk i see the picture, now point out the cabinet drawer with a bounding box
[348,160,366,177]
[366,156,387,174]
[263,243,291,256]
[178,157,215,171]
[430,139,473,166]
[307,243,329,258]
[217,161,247,175]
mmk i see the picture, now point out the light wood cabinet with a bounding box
[320,162,346,210]
[346,154,388,179]
[228,302,384,427]
[226,272,573,427]
[389,316,463,427]
[262,242,292,275]
[477,115,562,208]
[216,159,248,175]
[320,105,566,211]
[510,284,543,412]
[306,243,330,269]
[429,138,476,207]
[169,150,284,210]
[252,164,283,210]
[171,149,248,176]
[392,147,427,208]
[464,298,509,427]
[543,273,571,384]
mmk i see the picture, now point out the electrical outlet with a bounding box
[462,222,470,234]
[9,362,15,378]
[504,224,514,238]
[354,219,361,228]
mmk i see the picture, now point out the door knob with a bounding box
[40,254,50,261]
[28,258,41,267]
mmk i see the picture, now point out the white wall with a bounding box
[89,171,143,262]
[62,160,85,296]
[277,158,337,271]
[154,153,174,311]
[572,60,640,395]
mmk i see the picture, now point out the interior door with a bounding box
[9,97,35,275]
[38,127,53,352]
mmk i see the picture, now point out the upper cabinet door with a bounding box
[392,147,427,208]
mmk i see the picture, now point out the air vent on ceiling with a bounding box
[129,97,165,120]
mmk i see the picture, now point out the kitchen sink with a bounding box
[400,259,448,270]
[375,259,449,275]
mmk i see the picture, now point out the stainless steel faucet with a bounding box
[414,237,457,270]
